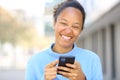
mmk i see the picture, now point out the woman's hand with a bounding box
[57,61,86,80]
[44,60,58,80]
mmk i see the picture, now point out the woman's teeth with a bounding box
[62,35,71,40]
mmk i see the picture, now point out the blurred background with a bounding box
[0,0,120,80]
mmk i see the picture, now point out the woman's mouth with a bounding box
[61,35,71,41]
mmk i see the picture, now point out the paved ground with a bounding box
[0,69,25,80]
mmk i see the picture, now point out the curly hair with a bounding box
[53,0,86,29]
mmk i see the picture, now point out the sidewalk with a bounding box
[0,69,25,80]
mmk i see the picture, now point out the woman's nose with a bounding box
[65,27,73,33]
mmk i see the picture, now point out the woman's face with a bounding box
[54,7,83,48]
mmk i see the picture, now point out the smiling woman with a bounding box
[25,0,103,80]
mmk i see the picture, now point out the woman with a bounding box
[25,0,103,80]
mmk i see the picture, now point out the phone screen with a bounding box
[57,56,75,74]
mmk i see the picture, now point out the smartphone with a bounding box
[57,56,75,74]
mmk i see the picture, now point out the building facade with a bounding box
[76,2,120,80]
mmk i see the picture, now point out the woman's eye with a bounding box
[73,26,80,29]
[60,22,67,25]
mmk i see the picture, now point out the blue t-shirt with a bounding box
[25,44,103,80]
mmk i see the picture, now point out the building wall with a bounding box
[76,2,120,80]
[115,21,120,80]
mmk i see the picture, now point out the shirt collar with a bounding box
[48,43,78,59]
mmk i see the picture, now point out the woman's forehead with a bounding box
[58,7,83,19]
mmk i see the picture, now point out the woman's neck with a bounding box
[52,44,73,54]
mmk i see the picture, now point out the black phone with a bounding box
[57,56,75,74]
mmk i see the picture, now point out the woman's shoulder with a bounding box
[27,48,50,64]
[77,47,100,59]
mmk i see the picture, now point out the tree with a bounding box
[0,6,37,47]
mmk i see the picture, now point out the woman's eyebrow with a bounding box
[74,23,82,26]
[58,18,68,22]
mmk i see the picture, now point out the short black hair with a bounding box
[53,0,86,29]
